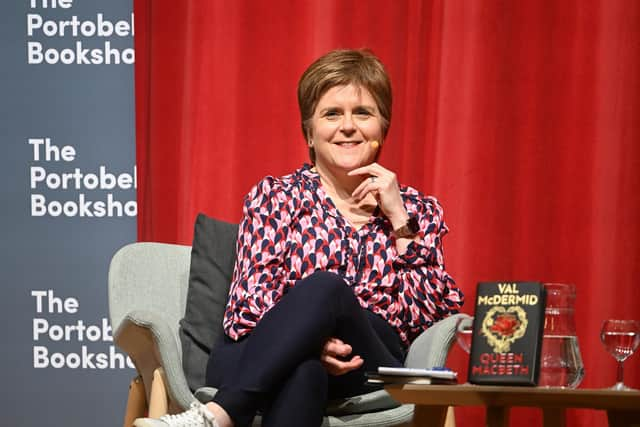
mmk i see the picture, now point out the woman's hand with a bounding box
[321,337,364,376]
[348,163,409,230]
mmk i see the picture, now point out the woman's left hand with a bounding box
[348,163,409,228]
[321,337,364,376]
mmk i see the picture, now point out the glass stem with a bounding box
[616,360,625,385]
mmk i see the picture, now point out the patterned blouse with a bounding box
[223,164,464,347]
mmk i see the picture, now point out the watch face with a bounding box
[407,216,420,233]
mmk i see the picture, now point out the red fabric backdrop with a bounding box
[134,1,640,426]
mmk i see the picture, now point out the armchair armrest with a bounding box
[404,313,471,369]
[108,242,194,412]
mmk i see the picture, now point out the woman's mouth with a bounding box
[334,141,362,148]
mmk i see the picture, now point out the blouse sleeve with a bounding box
[392,196,464,342]
[223,177,294,340]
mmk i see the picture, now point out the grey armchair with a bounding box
[108,215,468,427]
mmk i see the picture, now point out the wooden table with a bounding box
[385,384,640,427]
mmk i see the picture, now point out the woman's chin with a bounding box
[317,155,375,176]
[335,156,374,171]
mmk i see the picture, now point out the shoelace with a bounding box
[159,402,217,427]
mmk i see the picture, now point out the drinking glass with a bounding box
[456,316,474,354]
[600,319,640,391]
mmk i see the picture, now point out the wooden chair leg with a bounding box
[486,406,510,427]
[123,375,147,427]
[445,406,456,427]
[148,368,169,418]
[408,405,451,426]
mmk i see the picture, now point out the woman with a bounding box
[135,48,464,427]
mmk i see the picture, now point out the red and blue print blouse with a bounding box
[223,164,464,347]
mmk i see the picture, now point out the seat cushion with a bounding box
[179,214,238,391]
[195,387,401,418]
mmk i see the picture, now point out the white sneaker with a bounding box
[133,402,219,427]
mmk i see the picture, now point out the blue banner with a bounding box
[1,1,136,426]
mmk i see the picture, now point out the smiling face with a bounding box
[309,84,383,175]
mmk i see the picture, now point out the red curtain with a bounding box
[135,1,640,426]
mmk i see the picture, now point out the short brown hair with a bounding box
[297,49,392,162]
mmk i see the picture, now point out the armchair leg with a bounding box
[148,367,169,418]
[123,376,147,427]
[445,407,456,427]
[406,405,455,427]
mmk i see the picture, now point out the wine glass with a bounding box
[456,316,474,354]
[600,319,640,391]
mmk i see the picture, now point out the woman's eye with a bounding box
[324,110,341,120]
[354,110,372,119]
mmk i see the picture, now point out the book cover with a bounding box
[468,281,546,386]
[366,368,458,385]
[366,374,457,385]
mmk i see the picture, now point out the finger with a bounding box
[348,162,390,178]
[321,354,362,370]
[323,338,352,357]
[351,179,375,200]
[324,342,352,357]
[326,337,344,346]
[347,164,376,177]
[352,175,389,201]
[341,355,364,372]
[320,354,345,374]
[354,185,379,202]
[321,354,364,375]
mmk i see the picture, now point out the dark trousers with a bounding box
[205,271,405,427]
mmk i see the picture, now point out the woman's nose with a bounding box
[340,113,356,134]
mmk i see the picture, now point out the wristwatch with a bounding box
[392,215,420,238]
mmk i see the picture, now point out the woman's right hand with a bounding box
[320,337,364,375]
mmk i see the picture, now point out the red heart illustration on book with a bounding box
[482,306,528,353]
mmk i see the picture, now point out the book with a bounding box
[367,367,458,385]
[468,281,546,386]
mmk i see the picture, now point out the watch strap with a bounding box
[392,215,419,238]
